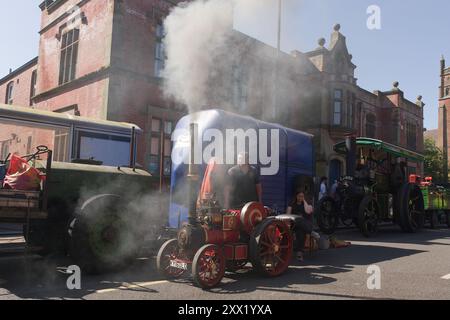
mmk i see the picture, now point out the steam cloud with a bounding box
[163,0,291,114]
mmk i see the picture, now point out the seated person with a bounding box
[286,191,314,262]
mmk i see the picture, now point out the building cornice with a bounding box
[0,57,38,86]
[39,0,90,35]
[33,66,110,102]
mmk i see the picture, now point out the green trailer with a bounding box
[419,181,450,228]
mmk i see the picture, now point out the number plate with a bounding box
[170,260,188,270]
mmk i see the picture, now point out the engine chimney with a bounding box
[187,122,199,224]
[345,135,357,177]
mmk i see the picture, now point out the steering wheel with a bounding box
[36,145,49,152]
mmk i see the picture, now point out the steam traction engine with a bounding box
[157,198,293,289]
[156,126,293,289]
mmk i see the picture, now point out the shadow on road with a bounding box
[1,225,444,300]
[0,256,163,300]
[335,226,450,246]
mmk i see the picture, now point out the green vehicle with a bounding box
[418,177,450,229]
[317,137,426,237]
[0,104,163,273]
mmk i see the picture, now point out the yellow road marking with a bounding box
[96,280,169,294]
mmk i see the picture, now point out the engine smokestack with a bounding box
[345,135,357,177]
[187,122,199,224]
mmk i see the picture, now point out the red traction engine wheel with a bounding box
[192,244,226,289]
[249,219,293,277]
[156,239,188,279]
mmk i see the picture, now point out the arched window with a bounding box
[5,81,14,104]
[446,87,449,97]
[365,114,376,138]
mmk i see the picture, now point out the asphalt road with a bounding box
[0,226,449,300]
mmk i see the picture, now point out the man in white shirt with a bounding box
[319,177,328,201]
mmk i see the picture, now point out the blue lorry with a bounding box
[168,109,315,228]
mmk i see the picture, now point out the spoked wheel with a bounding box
[249,219,293,277]
[430,211,439,229]
[157,239,186,279]
[317,197,338,235]
[226,260,248,273]
[358,196,379,238]
[399,184,425,233]
[69,195,139,274]
[192,244,226,289]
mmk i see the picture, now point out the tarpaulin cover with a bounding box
[3,155,41,191]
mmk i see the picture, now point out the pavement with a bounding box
[0,225,449,300]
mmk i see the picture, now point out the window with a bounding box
[149,118,173,176]
[333,89,343,125]
[154,23,165,78]
[407,122,417,150]
[5,81,14,104]
[54,129,69,162]
[59,29,80,85]
[30,70,37,105]
[446,87,450,97]
[366,114,376,138]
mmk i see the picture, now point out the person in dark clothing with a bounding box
[286,191,314,261]
[224,152,262,209]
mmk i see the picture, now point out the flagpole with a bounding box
[273,0,282,120]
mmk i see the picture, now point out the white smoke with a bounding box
[163,0,274,112]
[163,0,233,110]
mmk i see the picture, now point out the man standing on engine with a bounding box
[224,152,262,209]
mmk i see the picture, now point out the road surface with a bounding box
[0,226,449,300]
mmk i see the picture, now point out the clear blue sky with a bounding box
[1,0,448,130]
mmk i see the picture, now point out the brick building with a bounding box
[0,0,185,185]
[200,24,425,180]
[438,56,450,174]
[0,2,424,184]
